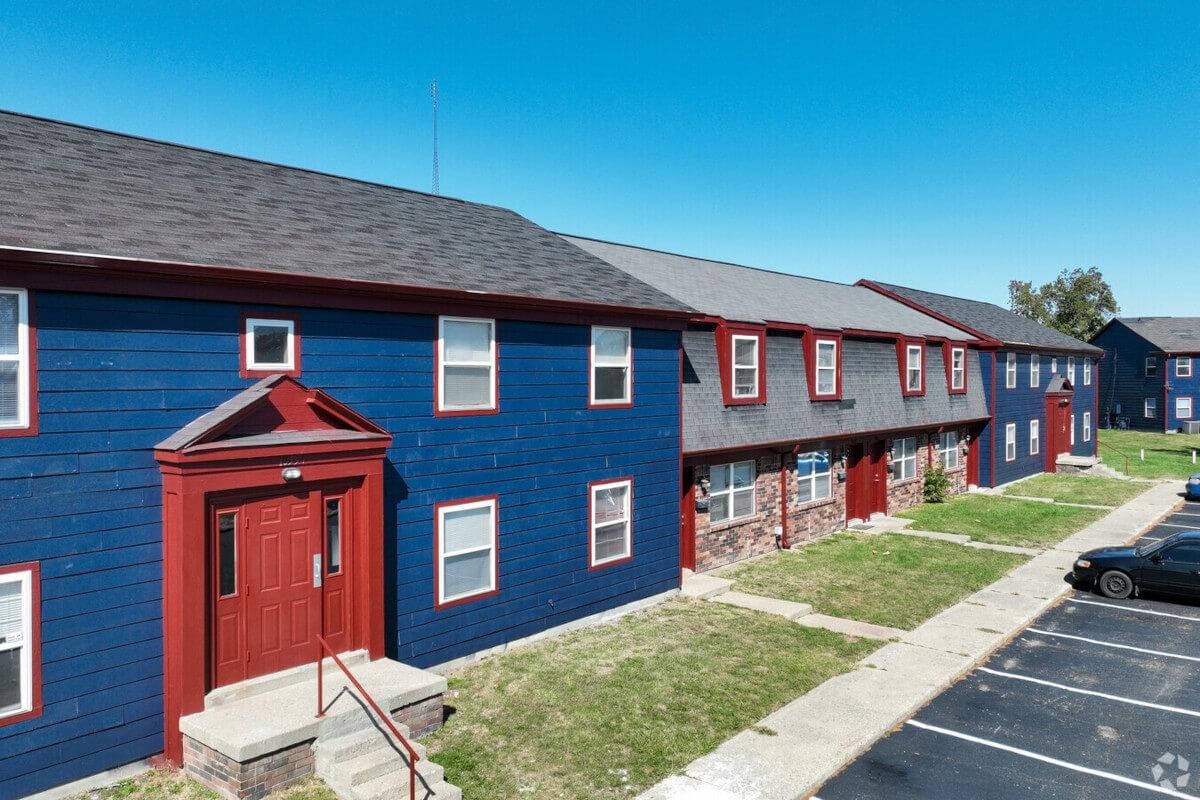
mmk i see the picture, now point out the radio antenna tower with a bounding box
[430,80,440,195]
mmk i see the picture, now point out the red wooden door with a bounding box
[846,443,866,522]
[680,467,697,572]
[967,432,980,486]
[868,440,888,516]
[1044,396,1072,472]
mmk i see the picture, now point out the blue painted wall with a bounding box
[0,290,681,798]
[1166,356,1200,432]
[1093,322,1165,432]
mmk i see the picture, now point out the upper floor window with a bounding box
[815,339,838,396]
[0,290,32,431]
[1177,397,1193,420]
[1067,357,1076,385]
[950,347,966,392]
[243,315,299,376]
[1029,354,1040,388]
[438,317,497,414]
[1145,357,1158,378]
[1083,359,1092,385]
[590,478,632,568]
[435,496,498,607]
[709,461,756,522]
[0,563,39,723]
[1005,352,1017,389]
[1178,357,1193,379]
[590,326,632,407]
[731,335,761,399]
[893,437,917,481]
[1051,357,1058,375]
[796,451,832,503]
[905,345,923,394]
[939,431,960,470]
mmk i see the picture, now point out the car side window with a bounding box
[1160,543,1200,564]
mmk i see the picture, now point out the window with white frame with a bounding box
[436,498,497,605]
[1084,359,1092,385]
[796,451,832,503]
[1005,423,1017,462]
[1145,357,1157,378]
[590,326,631,405]
[1083,412,1092,442]
[731,335,760,398]
[590,479,632,567]
[1177,397,1193,419]
[0,566,35,719]
[1005,352,1017,389]
[1070,414,1075,445]
[0,290,30,430]
[939,431,960,469]
[1067,357,1076,385]
[906,345,923,392]
[708,461,755,522]
[893,437,917,481]
[1145,398,1157,418]
[245,317,296,372]
[1029,420,1039,455]
[950,347,965,391]
[815,339,838,396]
[438,317,497,412]
[1178,357,1193,378]
[1051,357,1058,375]
[1029,353,1040,388]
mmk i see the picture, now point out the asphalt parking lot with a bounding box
[813,499,1200,800]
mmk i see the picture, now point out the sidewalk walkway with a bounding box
[640,481,1183,800]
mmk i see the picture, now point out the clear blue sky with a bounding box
[2,2,1196,315]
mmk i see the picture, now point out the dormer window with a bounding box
[899,340,925,397]
[241,314,300,378]
[950,347,965,392]
[815,340,838,396]
[717,324,766,405]
[732,336,760,398]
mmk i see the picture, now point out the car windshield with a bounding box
[1136,533,1184,557]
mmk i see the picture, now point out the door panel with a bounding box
[846,444,865,522]
[869,440,888,516]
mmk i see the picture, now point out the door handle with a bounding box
[312,554,323,588]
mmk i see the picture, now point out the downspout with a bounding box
[1164,359,1170,433]
[779,453,789,550]
[989,353,997,486]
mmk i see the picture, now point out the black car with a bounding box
[1073,531,1200,599]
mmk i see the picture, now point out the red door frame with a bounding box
[868,440,888,516]
[967,430,981,486]
[1044,393,1072,472]
[680,466,696,572]
[846,443,865,522]
[156,438,389,766]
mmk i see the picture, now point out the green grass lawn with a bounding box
[65,770,335,800]
[898,493,1107,548]
[1002,473,1149,506]
[1099,428,1200,479]
[725,532,1027,630]
[426,600,875,800]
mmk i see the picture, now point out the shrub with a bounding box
[924,464,952,503]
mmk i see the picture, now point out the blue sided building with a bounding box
[859,282,1104,487]
[1091,317,1200,433]
[0,112,690,798]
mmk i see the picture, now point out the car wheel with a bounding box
[1098,570,1134,599]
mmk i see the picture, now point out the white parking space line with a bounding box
[1068,597,1200,622]
[905,719,1200,799]
[1155,523,1200,530]
[1170,512,1200,519]
[1025,628,1200,663]
[977,667,1200,717]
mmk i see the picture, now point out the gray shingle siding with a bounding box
[0,112,688,312]
[683,329,987,453]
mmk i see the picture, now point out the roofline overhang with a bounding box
[686,314,986,346]
[0,246,693,328]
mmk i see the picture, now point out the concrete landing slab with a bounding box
[681,572,734,600]
[711,591,812,620]
[796,613,902,641]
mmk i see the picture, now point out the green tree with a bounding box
[1008,267,1118,341]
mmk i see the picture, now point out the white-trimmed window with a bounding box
[0,289,30,430]
[731,335,760,398]
[1178,357,1193,378]
[1146,357,1158,378]
[0,566,36,720]
[1083,412,1092,442]
[1029,354,1040,388]
[709,461,756,522]
[245,317,296,372]
[1178,397,1193,420]
[1070,414,1076,445]
[1145,398,1157,419]
[438,317,497,412]
[435,497,498,606]
[815,339,838,396]
[950,347,965,391]
[1067,357,1076,385]
[939,431,960,469]
[1051,357,1058,375]
[906,345,923,392]
[1084,359,1092,385]
[590,479,632,567]
[796,451,832,503]
[1029,420,1039,455]
[1005,423,1017,462]
[590,326,631,406]
[1005,352,1017,389]
[893,437,917,481]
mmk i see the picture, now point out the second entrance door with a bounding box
[846,440,888,522]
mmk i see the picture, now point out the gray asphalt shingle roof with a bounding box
[0,111,689,313]
[561,235,975,339]
[872,282,1102,355]
[1105,318,1200,353]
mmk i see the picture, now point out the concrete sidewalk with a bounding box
[639,481,1183,800]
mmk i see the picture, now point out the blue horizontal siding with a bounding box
[0,290,681,798]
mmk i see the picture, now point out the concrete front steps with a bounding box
[316,727,459,800]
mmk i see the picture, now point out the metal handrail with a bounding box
[316,637,420,800]
[1096,438,1130,476]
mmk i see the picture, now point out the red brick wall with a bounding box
[784,447,847,545]
[693,454,784,572]
[183,736,313,800]
[885,428,970,515]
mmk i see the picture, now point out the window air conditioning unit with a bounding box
[1184,421,1200,435]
